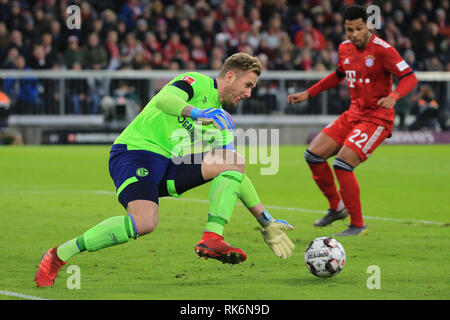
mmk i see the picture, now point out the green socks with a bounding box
[56,215,138,262]
[56,238,81,262]
[239,174,261,208]
[205,170,244,235]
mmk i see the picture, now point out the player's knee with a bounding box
[304,149,325,164]
[139,216,158,235]
[127,200,159,236]
[220,150,245,174]
[230,151,245,173]
[202,150,245,179]
[333,158,355,172]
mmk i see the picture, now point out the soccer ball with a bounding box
[304,237,346,278]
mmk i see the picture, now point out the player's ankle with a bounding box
[202,231,222,239]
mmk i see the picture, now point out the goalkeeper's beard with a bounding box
[220,96,237,108]
[220,88,240,108]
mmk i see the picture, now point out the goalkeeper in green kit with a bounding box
[35,53,295,287]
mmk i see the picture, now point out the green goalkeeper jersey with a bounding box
[114,72,233,158]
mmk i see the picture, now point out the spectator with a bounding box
[435,8,450,38]
[221,16,239,47]
[177,17,193,45]
[105,30,121,70]
[200,15,218,52]
[0,22,10,51]
[260,13,286,49]
[155,18,169,47]
[21,17,37,48]
[289,11,305,39]
[409,85,440,130]
[120,32,147,67]
[41,33,58,64]
[151,51,164,69]
[209,46,225,67]
[6,1,26,32]
[409,19,428,57]
[210,57,223,70]
[163,5,178,32]
[49,19,63,53]
[255,38,276,66]
[142,31,162,56]
[403,49,418,70]
[131,51,146,69]
[163,32,189,66]
[120,0,143,29]
[274,50,295,70]
[81,32,108,69]
[33,7,51,36]
[247,20,263,50]
[1,47,19,69]
[135,19,149,42]
[190,34,208,69]
[294,18,326,51]
[80,1,98,30]
[67,62,87,115]
[86,67,105,114]
[4,55,42,114]
[174,0,193,20]
[8,29,28,57]
[29,44,52,69]
[426,55,444,71]
[232,4,251,33]
[394,78,414,131]
[277,32,295,58]
[41,62,62,114]
[116,20,129,45]
[101,9,119,36]
[296,49,313,71]
[90,19,106,40]
[64,36,82,69]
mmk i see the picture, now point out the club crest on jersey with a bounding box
[181,75,196,85]
[365,55,375,67]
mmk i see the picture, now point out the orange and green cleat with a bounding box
[34,248,66,288]
[195,232,247,265]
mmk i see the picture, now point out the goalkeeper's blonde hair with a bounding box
[218,53,262,78]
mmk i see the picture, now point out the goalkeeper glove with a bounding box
[259,210,295,259]
[190,107,235,130]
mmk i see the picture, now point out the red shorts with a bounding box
[322,111,392,162]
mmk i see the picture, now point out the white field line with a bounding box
[0,189,446,226]
[0,290,50,300]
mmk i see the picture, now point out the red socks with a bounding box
[333,158,364,227]
[306,161,342,211]
[305,150,364,227]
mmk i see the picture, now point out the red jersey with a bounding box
[336,34,413,125]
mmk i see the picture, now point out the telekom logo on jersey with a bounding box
[345,71,370,88]
[345,71,357,88]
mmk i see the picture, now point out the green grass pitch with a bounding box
[0,144,449,300]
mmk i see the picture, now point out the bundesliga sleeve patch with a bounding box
[181,75,196,85]
[396,60,409,72]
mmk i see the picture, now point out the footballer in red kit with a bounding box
[287,5,418,236]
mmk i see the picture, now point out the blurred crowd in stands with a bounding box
[0,0,448,129]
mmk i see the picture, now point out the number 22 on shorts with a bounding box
[348,129,368,149]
